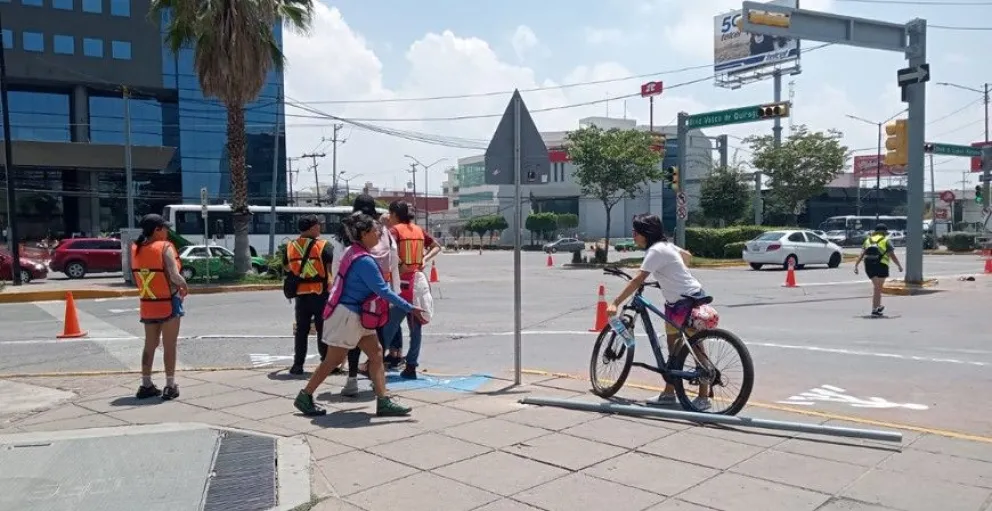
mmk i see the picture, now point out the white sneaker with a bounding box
[341,377,360,397]
[691,396,712,412]
[647,393,678,407]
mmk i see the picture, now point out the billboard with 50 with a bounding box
[714,0,799,76]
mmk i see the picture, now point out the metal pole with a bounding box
[0,10,23,286]
[928,152,936,235]
[512,94,523,385]
[983,83,990,209]
[875,122,882,220]
[718,134,728,169]
[675,112,687,247]
[518,397,903,443]
[772,70,783,148]
[409,163,417,220]
[649,96,654,132]
[123,86,134,229]
[904,20,927,284]
[330,124,342,204]
[424,165,430,229]
[267,88,282,256]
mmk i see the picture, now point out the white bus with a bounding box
[162,204,358,257]
[818,215,908,234]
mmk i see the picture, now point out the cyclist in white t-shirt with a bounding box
[605,213,712,411]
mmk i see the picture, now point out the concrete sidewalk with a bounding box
[2,369,991,511]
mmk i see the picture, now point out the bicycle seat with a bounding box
[680,293,713,306]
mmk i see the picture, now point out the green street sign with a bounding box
[924,142,982,157]
[686,103,787,129]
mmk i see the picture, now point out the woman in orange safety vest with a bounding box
[130,214,189,402]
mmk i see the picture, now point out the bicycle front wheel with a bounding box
[589,323,635,398]
[670,328,754,415]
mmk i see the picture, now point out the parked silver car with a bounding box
[543,238,586,253]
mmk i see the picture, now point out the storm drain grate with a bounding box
[203,432,277,511]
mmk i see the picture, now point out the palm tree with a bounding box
[150,0,313,273]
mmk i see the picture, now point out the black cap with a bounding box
[874,223,888,233]
[140,213,170,231]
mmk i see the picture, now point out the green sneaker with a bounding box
[294,390,327,416]
[376,396,412,417]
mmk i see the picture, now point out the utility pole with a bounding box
[716,134,728,169]
[322,124,345,205]
[123,86,134,229]
[286,157,298,205]
[300,152,325,206]
[407,163,418,221]
[0,8,23,286]
[267,87,283,256]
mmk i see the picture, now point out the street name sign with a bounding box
[924,142,981,158]
[687,106,761,129]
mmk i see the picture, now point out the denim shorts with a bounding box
[140,294,185,324]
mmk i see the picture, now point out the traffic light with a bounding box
[664,166,680,190]
[757,102,790,119]
[977,185,984,204]
[884,119,908,166]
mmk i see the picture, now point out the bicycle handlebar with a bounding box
[603,267,660,289]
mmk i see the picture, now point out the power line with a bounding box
[834,0,992,4]
[931,24,992,30]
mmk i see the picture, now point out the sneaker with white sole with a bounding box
[341,377,359,397]
[647,393,678,407]
[691,396,712,412]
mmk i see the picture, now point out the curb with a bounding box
[0,282,281,304]
[882,278,941,296]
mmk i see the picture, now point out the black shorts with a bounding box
[864,262,890,279]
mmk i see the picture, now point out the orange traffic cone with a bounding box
[984,256,992,275]
[783,261,798,288]
[429,262,439,283]
[57,292,88,339]
[589,284,609,332]
[547,254,554,267]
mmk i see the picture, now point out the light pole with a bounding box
[846,109,907,220]
[341,172,363,201]
[404,155,447,227]
[937,82,990,208]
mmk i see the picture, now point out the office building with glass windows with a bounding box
[0,0,287,240]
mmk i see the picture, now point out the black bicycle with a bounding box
[589,267,754,415]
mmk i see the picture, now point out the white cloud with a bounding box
[510,25,544,62]
[584,27,627,46]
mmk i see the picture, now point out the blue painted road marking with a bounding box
[384,373,492,393]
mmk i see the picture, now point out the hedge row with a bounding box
[685,226,788,259]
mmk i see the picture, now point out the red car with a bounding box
[49,238,123,279]
[0,249,49,283]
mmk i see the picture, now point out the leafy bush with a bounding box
[723,241,747,259]
[685,226,786,258]
[944,231,977,252]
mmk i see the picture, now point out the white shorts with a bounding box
[321,306,374,349]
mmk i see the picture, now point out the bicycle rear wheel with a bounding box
[670,328,753,415]
[589,321,635,398]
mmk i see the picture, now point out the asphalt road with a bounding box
[1,249,990,437]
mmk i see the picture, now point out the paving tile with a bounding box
[537,377,595,393]
[515,472,663,511]
[688,424,794,448]
[221,397,296,420]
[442,417,551,449]
[261,411,323,434]
[442,394,528,417]
[909,434,992,464]
[368,432,491,470]
[405,403,485,432]
[229,374,310,397]
[310,418,422,449]
[773,437,897,467]
[312,496,365,511]
[14,403,96,426]
[645,499,721,511]
[880,448,992,489]
[348,472,498,511]
[585,451,718,496]
[501,405,601,431]
[106,401,204,424]
[638,430,764,470]
[73,387,147,413]
[392,388,474,404]
[185,369,264,382]
[17,413,127,432]
[182,409,244,427]
[434,451,569,496]
[562,415,675,449]
[470,499,542,511]
[305,434,353,460]
[230,419,298,437]
[730,449,865,494]
[186,389,273,410]
[504,432,626,471]
[613,414,693,431]
[164,382,240,400]
[814,499,901,511]
[311,465,336,500]
[843,469,992,511]
[317,450,418,496]
[680,472,829,511]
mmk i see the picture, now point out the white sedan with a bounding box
[742,230,844,270]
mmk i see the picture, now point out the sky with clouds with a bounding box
[280,0,992,194]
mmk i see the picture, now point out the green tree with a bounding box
[525,212,558,243]
[699,163,751,224]
[151,0,314,273]
[556,213,579,234]
[484,214,509,244]
[465,217,488,247]
[746,125,848,225]
[566,126,662,257]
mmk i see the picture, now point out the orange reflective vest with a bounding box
[393,223,426,273]
[131,241,181,321]
[287,237,328,295]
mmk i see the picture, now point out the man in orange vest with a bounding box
[131,214,188,401]
[283,214,335,375]
[380,201,441,380]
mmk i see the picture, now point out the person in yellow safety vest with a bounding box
[377,200,441,380]
[283,214,335,375]
[131,214,188,401]
[854,223,903,318]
